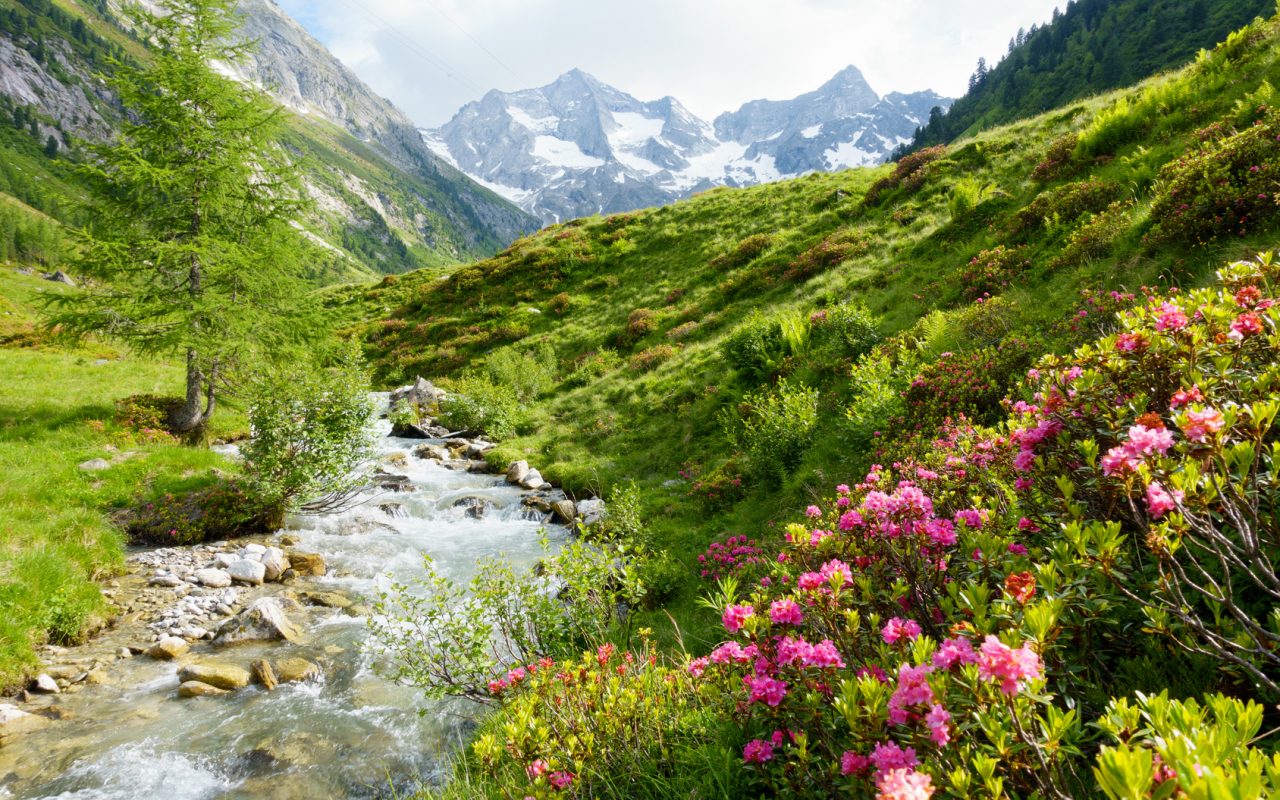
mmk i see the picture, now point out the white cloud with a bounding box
[276,0,1064,127]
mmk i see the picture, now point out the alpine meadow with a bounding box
[1,0,1280,798]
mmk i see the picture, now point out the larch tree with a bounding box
[49,0,319,435]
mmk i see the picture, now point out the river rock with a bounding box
[506,460,530,484]
[251,659,278,691]
[78,458,110,472]
[378,502,408,518]
[372,472,414,492]
[413,444,449,461]
[453,496,487,519]
[299,590,353,609]
[287,552,326,577]
[194,568,232,588]
[178,680,230,698]
[31,674,59,694]
[0,704,49,744]
[214,552,238,569]
[178,662,251,690]
[261,547,289,582]
[243,543,267,557]
[519,469,546,490]
[390,377,446,411]
[466,440,495,458]
[215,597,303,644]
[148,574,183,587]
[273,657,321,683]
[551,499,577,524]
[148,636,190,660]
[384,452,409,469]
[577,498,606,527]
[227,559,266,585]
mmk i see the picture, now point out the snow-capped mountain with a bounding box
[425,66,951,224]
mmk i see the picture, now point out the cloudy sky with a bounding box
[276,0,1064,128]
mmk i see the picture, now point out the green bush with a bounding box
[126,480,276,545]
[1013,178,1120,236]
[957,244,1032,299]
[484,343,556,402]
[564,349,622,388]
[1147,107,1280,245]
[722,380,819,485]
[438,375,524,439]
[710,233,774,270]
[810,303,881,359]
[721,312,788,381]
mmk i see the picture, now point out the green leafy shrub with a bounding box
[437,375,524,439]
[1013,179,1120,236]
[629,344,677,372]
[722,380,819,485]
[484,343,557,401]
[564,349,622,388]
[113,394,181,443]
[1147,107,1280,245]
[1053,200,1135,267]
[864,145,947,207]
[126,480,275,545]
[721,312,788,382]
[710,233,774,270]
[1032,133,1081,182]
[957,245,1031,299]
[783,228,868,282]
[903,337,1036,428]
[810,303,881,359]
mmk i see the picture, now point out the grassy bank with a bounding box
[0,266,241,688]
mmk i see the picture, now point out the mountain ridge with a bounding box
[428,66,951,223]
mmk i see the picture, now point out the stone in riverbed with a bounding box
[178,680,230,698]
[251,659,278,691]
[550,499,577,525]
[287,552,326,576]
[260,547,289,582]
[147,632,188,660]
[194,568,232,588]
[519,469,546,491]
[178,662,251,690]
[227,559,266,585]
[299,590,353,609]
[31,674,59,694]
[273,658,320,683]
[577,498,606,527]
[412,444,449,461]
[506,460,529,484]
[215,597,303,645]
[0,703,50,744]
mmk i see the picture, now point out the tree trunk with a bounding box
[170,348,207,434]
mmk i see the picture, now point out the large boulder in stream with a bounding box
[147,636,190,660]
[551,499,577,525]
[178,662,252,690]
[287,551,326,576]
[389,377,446,412]
[260,547,289,582]
[506,461,529,484]
[273,657,321,683]
[214,597,303,645]
[227,559,266,585]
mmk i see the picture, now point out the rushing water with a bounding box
[1,418,565,799]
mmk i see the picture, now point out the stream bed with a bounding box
[0,418,566,799]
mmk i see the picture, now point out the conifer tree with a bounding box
[49,0,318,435]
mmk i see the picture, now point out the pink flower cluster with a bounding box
[722,603,754,633]
[1179,408,1224,442]
[1101,423,1174,476]
[1154,302,1189,332]
[797,558,853,591]
[876,768,935,800]
[882,617,922,645]
[775,636,845,669]
[697,535,763,581]
[1146,481,1183,518]
[769,598,804,625]
[975,636,1042,695]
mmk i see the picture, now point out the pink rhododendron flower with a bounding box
[1180,408,1224,442]
[769,599,804,626]
[1229,312,1264,340]
[687,656,709,677]
[526,759,549,779]
[841,751,871,776]
[870,741,918,774]
[953,508,985,529]
[933,637,977,669]
[548,771,574,790]
[807,639,846,669]
[742,739,774,764]
[1008,543,1029,555]
[710,642,754,664]
[1154,303,1189,332]
[1127,424,1175,456]
[820,559,853,589]
[744,675,788,706]
[839,510,864,530]
[836,483,851,494]
[882,617,922,645]
[976,636,1042,695]
[925,704,952,746]
[924,518,956,546]
[1115,332,1146,352]
[1170,386,1203,408]
[888,663,935,724]
[1145,482,1183,518]
[806,505,822,518]
[876,768,935,800]
[1013,449,1037,472]
[722,603,754,633]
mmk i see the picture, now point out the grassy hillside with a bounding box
[0,266,242,687]
[348,11,1280,642]
[904,0,1274,152]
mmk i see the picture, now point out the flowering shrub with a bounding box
[1006,253,1280,691]
[1052,200,1134,268]
[710,232,775,270]
[1012,179,1119,236]
[629,344,678,372]
[901,337,1035,428]
[1031,133,1080,182]
[1147,107,1280,246]
[685,461,747,511]
[865,146,947,207]
[696,535,765,582]
[112,393,181,443]
[783,229,868,282]
[957,245,1031,299]
[126,480,274,545]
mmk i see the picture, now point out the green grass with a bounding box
[0,265,243,688]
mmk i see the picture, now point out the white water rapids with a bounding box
[1,417,566,799]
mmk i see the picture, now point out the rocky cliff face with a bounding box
[429,66,952,224]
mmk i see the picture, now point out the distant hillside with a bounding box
[903,0,1273,153]
[0,0,538,281]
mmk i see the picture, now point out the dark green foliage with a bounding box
[0,203,62,266]
[721,312,787,382]
[810,303,881,359]
[125,481,276,545]
[903,0,1273,153]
